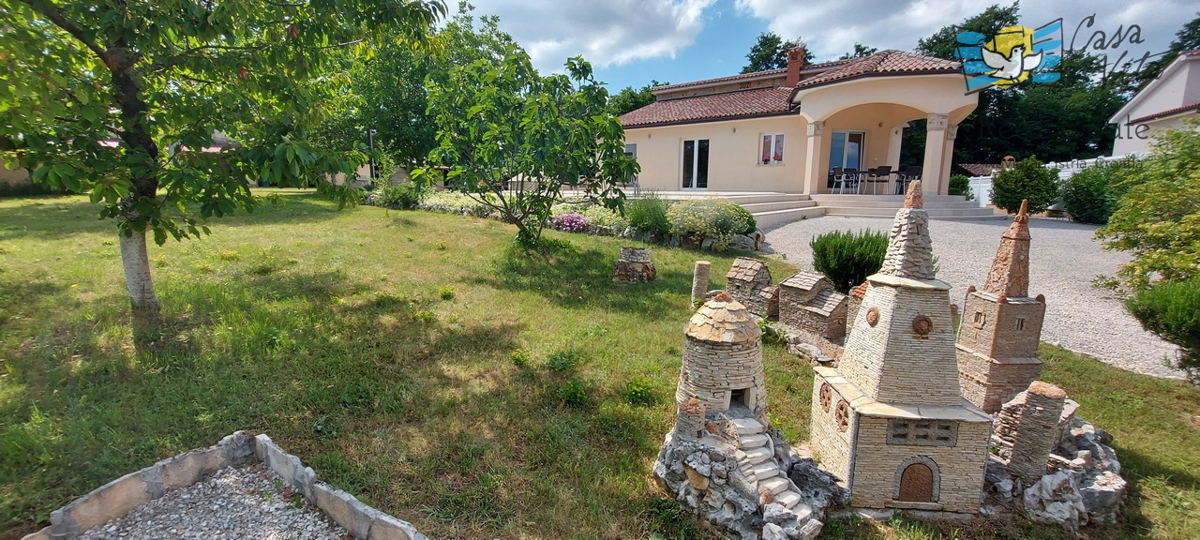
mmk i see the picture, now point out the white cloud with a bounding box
[466,0,716,72]
[734,0,1187,63]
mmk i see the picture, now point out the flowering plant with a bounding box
[551,212,591,232]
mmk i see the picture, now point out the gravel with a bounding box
[80,465,348,540]
[764,215,1185,380]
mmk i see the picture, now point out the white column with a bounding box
[921,113,949,195]
[886,124,905,169]
[803,120,826,195]
[939,124,959,196]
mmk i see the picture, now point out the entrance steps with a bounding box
[727,417,807,511]
[809,194,1003,220]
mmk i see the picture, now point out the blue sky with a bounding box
[465,0,1192,92]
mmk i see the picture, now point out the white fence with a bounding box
[964,154,1137,208]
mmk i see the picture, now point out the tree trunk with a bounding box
[119,228,160,338]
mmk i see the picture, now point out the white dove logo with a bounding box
[980,44,1043,81]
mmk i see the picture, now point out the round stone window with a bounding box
[866,307,880,327]
[819,382,832,412]
[835,400,850,432]
[912,314,933,335]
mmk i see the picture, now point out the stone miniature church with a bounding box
[809,182,992,514]
[956,200,1046,413]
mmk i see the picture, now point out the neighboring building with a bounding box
[1109,50,1200,156]
[956,200,1046,413]
[809,181,991,514]
[619,49,978,195]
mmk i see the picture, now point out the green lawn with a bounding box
[0,190,1197,540]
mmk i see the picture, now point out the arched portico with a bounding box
[795,74,978,195]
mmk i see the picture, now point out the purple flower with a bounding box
[552,212,590,232]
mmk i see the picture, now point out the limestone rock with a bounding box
[1078,471,1126,524]
[1022,470,1088,531]
[733,234,757,251]
[762,522,788,540]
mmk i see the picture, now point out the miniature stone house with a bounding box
[779,272,848,340]
[725,257,778,318]
[809,182,992,514]
[675,292,768,428]
[956,200,1046,413]
[614,247,657,283]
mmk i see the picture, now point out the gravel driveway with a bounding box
[764,215,1184,380]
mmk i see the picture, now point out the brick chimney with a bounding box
[785,47,806,86]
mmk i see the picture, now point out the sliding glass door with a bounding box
[682,139,709,189]
[828,131,865,171]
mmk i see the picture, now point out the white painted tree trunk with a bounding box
[119,229,160,333]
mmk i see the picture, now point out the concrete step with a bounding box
[759,476,789,496]
[739,433,770,449]
[738,200,819,213]
[652,192,810,205]
[730,418,766,436]
[753,207,826,229]
[742,446,773,465]
[809,194,971,204]
[774,490,802,509]
[819,206,1003,219]
[751,462,780,480]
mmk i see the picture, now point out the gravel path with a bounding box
[80,465,348,540]
[764,215,1185,380]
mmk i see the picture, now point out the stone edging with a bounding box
[21,432,428,540]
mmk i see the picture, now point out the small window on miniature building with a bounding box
[888,419,957,446]
[730,388,747,409]
[1015,317,1026,330]
[972,311,986,328]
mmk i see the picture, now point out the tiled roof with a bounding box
[727,257,772,282]
[792,50,960,91]
[956,163,1001,176]
[652,59,852,93]
[620,87,796,128]
[686,292,761,343]
[849,281,869,299]
[1129,101,1200,124]
[805,288,847,316]
[780,271,825,291]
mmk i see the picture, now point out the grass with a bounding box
[0,190,1197,539]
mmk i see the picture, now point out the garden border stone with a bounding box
[21,432,427,540]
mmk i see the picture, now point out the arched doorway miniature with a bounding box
[898,463,934,502]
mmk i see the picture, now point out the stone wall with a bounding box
[992,382,1066,483]
[840,284,961,406]
[808,372,853,486]
[849,416,990,514]
[957,347,1044,413]
[676,339,766,416]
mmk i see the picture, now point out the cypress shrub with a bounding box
[1126,277,1200,382]
[810,229,888,293]
[991,157,1060,214]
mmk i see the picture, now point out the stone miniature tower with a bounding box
[613,247,657,283]
[675,292,767,431]
[725,257,778,318]
[956,200,1047,413]
[809,182,992,514]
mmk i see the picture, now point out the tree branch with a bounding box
[18,0,110,68]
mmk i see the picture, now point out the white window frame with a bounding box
[680,138,709,190]
[759,133,785,165]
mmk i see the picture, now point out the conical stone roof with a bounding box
[685,292,761,343]
[984,199,1032,298]
[877,181,936,281]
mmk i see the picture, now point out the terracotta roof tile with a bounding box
[620,87,796,128]
[850,281,869,299]
[652,59,852,93]
[1129,101,1200,124]
[793,50,960,91]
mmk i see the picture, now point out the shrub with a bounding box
[626,193,672,239]
[1126,277,1200,382]
[374,182,427,210]
[949,174,975,201]
[990,157,1060,214]
[1098,123,1200,290]
[1061,164,1121,224]
[510,350,530,368]
[667,198,752,250]
[622,379,658,406]
[551,212,590,232]
[810,229,888,293]
[731,204,757,235]
[439,286,456,300]
[579,204,628,231]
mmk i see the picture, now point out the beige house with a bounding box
[619,49,978,196]
[1109,50,1200,156]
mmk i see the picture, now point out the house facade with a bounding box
[619,49,979,195]
[1109,50,1200,156]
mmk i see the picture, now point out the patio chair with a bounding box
[833,168,861,194]
[896,166,921,194]
[865,166,892,195]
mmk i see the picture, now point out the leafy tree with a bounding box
[418,51,638,246]
[990,157,1060,214]
[0,0,446,336]
[312,6,518,170]
[741,32,812,73]
[1098,122,1200,290]
[838,43,878,60]
[608,80,667,117]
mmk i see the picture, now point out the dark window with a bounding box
[682,140,695,188]
[730,388,746,409]
[682,139,709,189]
[697,140,709,188]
